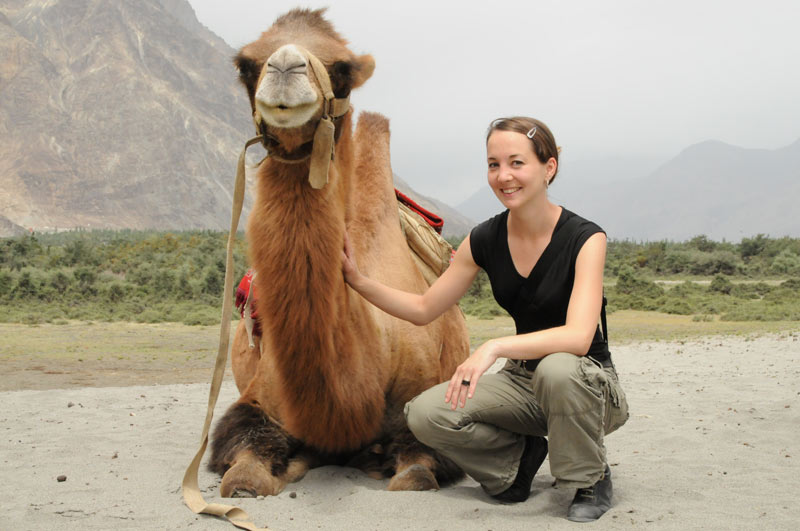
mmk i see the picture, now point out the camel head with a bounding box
[234,8,375,183]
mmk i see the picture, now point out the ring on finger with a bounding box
[461,379,470,386]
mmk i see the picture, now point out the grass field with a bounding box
[2,312,797,391]
[466,311,800,346]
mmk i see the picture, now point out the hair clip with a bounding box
[527,127,537,139]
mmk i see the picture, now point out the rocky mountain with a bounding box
[1,0,461,239]
[0,0,255,235]
[457,140,800,241]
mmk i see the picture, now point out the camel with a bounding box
[208,8,470,498]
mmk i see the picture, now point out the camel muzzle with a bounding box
[250,46,351,190]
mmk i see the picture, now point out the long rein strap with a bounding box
[181,135,271,531]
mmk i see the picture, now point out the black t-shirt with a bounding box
[469,207,609,369]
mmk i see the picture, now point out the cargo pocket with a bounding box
[602,368,629,434]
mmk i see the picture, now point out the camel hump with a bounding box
[352,110,393,194]
[355,111,391,139]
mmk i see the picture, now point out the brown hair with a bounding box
[486,117,560,184]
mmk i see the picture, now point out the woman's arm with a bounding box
[342,232,481,325]
[445,232,607,408]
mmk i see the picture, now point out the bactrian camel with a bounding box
[208,8,470,497]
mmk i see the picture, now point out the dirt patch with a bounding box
[0,321,232,391]
[2,314,798,391]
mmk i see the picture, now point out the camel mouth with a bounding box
[256,99,321,129]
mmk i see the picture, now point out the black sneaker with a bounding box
[492,436,548,504]
[566,465,612,522]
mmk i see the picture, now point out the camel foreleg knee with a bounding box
[209,402,297,497]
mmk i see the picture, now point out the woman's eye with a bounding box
[488,162,498,169]
[511,160,523,166]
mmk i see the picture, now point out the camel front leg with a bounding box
[220,449,287,497]
[209,402,300,497]
[230,320,261,394]
[384,419,464,491]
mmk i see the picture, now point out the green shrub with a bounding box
[181,307,219,326]
[0,270,13,299]
[709,275,733,294]
[660,299,693,315]
[770,249,800,275]
[615,266,663,298]
[13,271,38,299]
[781,278,800,291]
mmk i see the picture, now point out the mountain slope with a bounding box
[0,0,251,233]
[0,0,471,240]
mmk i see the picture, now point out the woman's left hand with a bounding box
[444,340,501,409]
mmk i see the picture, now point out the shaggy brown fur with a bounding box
[211,8,470,497]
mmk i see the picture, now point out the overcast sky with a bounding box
[187,0,800,205]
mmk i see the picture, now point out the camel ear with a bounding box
[351,54,375,89]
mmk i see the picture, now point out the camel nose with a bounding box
[256,45,318,111]
[266,45,308,77]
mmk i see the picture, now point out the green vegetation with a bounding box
[0,229,248,325]
[451,233,800,322]
[2,230,799,326]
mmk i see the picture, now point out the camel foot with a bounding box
[230,487,257,498]
[387,464,440,491]
[220,452,287,498]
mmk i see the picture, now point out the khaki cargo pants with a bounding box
[404,352,629,495]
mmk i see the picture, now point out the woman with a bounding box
[342,116,628,522]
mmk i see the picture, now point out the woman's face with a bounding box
[486,130,554,210]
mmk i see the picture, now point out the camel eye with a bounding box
[330,61,354,98]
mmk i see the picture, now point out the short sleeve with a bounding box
[468,211,506,271]
[469,222,490,270]
[572,220,605,258]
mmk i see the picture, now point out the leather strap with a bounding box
[181,135,272,531]
[600,294,609,343]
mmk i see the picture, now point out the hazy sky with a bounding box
[188,0,800,204]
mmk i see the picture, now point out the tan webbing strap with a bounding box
[304,49,349,189]
[182,135,272,531]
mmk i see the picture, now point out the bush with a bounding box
[0,271,13,299]
[615,266,663,298]
[106,282,128,303]
[181,307,219,326]
[740,234,769,259]
[709,275,733,294]
[660,299,693,315]
[770,249,800,275]
[781,278,800,291]
[13,271,39,299]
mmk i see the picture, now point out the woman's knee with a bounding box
[532,353,580,392]
[404,387,467,448]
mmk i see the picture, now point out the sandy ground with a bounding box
[2,332,800,530]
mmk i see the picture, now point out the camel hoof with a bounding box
[230,488,257,498]
[387,464,440,491]
[220,454,287,498]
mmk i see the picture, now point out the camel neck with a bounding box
[247,135,385,451]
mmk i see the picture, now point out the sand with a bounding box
[2,333,799,530]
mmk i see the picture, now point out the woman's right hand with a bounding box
[341,231,360,286]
